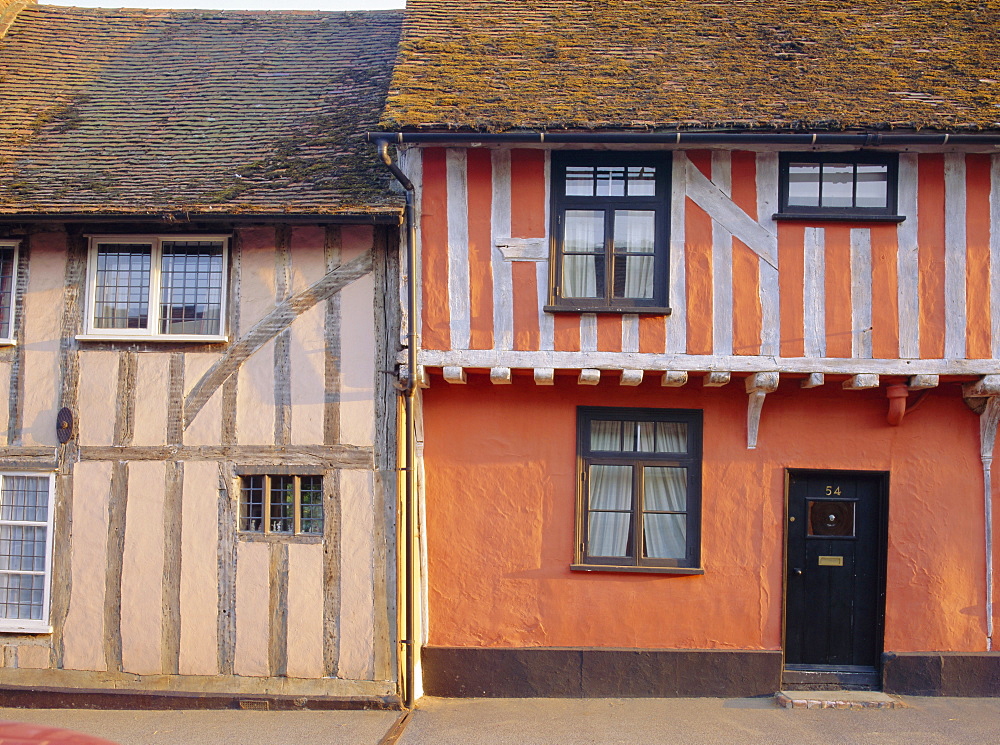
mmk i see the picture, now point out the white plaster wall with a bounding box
[20,234,65,447]
[77,352,118,446]
[236,339,276,445]
[339,272,375,448]
[16,644,50,669]
[338,468,375,681]
[238,227,278,330]
[184,353,222,446]
[286,542,324,679]
[289,226,327,293]
[62,460,111,672]
[234,541,270,677]
[132,353,169,446]
[178,460,219,676]
[121,460,165,675]
[289,303,325,446]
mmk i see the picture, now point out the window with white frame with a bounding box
[83,236,228,340]
[0,241,19,344]
[0,473,54,633]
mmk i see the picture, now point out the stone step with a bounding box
[776,690,906,709]
[782,668,879,690]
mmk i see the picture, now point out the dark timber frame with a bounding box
[776,152,902,222]
[547,151,671,314]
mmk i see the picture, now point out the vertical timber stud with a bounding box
[162,354,185,675]
[105,352,137,673]
[5,236,28,446]
[52,229,85,668]
[745,372,779,449]
[323,225,344,679]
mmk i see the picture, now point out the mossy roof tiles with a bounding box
[0,4,404,215]
[384,0,1000,133]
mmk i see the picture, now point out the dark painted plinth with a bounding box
[883,652,1000,696]
[421,647,782,698]
[0,685,401,711]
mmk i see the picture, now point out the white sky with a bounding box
[45,1,405,10]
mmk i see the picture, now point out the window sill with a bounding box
[76,334,228,344]
[570,563,704,576]
[544,305,672,316]
[772,213,905,223]
[0,622,52,634]
[0,339,15,347]
[237,532,322,544]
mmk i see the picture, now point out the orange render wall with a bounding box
[422,377,990,653]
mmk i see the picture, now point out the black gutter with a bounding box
[368,131,1000,146]
[0,212,403,226]
[374,140,418,710]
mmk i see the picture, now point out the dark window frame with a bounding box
[573,407,703,574]
[238,473,324,538]
[776,152,902,222]
[547,152,672,314]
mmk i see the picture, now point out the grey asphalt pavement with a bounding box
[3,695,1000,745]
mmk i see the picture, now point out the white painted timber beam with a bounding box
[490,367,512,385]
[579,369,601,385]
[843,374,880,390]
[745,372,780,450]
[620,370,644,386]
[417,365,430,389]
[704,372,731,387]
[661,371,688,387]
[442,366,466,384]
[908,374,939,390]
[415,349,998,377]
[801,373,825,389]
[533,368,555,385]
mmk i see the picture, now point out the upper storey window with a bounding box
[0,242,19,345]
[548,153,671,313]
[82,236,228,341]
[778,153,901,221]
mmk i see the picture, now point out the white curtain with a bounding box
[643,467,687,559]
[588,465,632,557]
[614,210,655,298]
[562,210,602,298]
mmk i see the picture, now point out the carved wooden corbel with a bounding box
[745,372,779,450]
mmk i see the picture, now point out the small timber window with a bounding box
[239,475,323,536]
[81,235,228,341]
[0,473,54,633]
[548,152,670,313]
[0,242,19,344]
[777,153,901,221]
[573,408,702,574]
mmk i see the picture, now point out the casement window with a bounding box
[0,241,19,345]
[0,473,54,633]
[548,153,671,313]
[574,407,702,574]
[777,153,901,220]
[81,236,228,341]
[239,474,323,536]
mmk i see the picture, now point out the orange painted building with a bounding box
[381,0,1000,697]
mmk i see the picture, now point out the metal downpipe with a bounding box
[376,140,418,707]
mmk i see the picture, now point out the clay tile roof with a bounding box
[0,4,404,216]
[384,0,1000,133]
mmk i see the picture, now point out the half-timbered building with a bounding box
[381,0,1000,697]
[0,1,403,705]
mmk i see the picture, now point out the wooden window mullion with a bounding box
[293,476,301,535]
[263,474,271,535]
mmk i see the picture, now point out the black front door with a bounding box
[784,470,888,670]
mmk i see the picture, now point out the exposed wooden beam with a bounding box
[703,371,731,387]
[964,375,1000,398]
[490,367,512,385]
[908,374,939,390]
[661,371,688,387]
[533,368,555,385]
[745,372,779,450]
[620,370,644,386]
[843,374,879,390]
[442,366,466,384]
[579,369,601,385]
[801,373,825,389]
